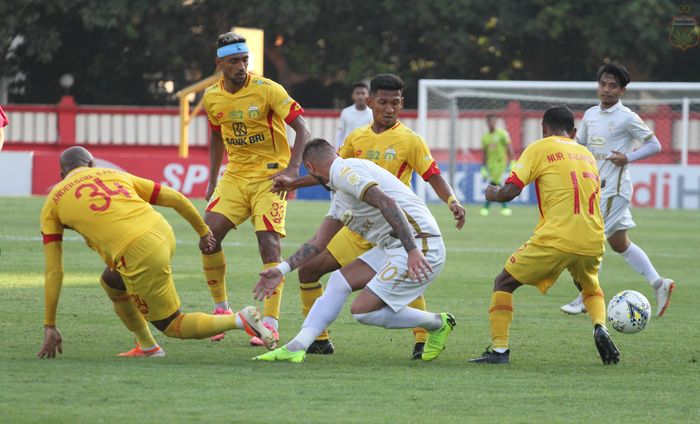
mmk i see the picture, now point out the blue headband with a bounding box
[217,42,249,58]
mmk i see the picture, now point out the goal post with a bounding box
[416,79,700,204]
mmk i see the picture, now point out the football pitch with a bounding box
[1,197,698,423]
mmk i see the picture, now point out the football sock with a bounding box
[262,262,285,324]
[483,200,490,209]
[582,289,606,327]
[100,278,157,348]
[620,242,661,285]
[202,251,228,305]
[299,281,329,340]
[353,306,442,331]
[489,291,513,350]
[407,295,428,343]
[163,312,238,339]
[287,270,351,352]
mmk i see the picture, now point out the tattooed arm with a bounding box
[361,185,433,282]
[361,185,416,252]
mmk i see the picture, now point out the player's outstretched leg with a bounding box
[593,324,620,365]
[421,313,456,362]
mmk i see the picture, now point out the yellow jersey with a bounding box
[506,136,604,256]
[40,167,209,267]
[338,121,440,186]
[203,74,304,179]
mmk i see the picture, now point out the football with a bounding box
[607,290,652,334]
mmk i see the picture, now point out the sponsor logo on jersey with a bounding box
[340,209,353,225]
[229,111,244,120]
[588,136,606,147]
[248,105,260,119]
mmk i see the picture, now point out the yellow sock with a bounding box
[582,289,606,327]
[163,312,238,339]
[262,262,285,321]
[202,251,228,305]
[489,291,513,350]
[300,281,328,341]
[408,295,428,343]
[100,278,157,347]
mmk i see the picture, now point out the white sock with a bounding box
[215,301,229,310]
[493,348,508,353]
[352,306,442,331]
[619,242,661,285]
[262,316,278,330]
[286,270,352,352]
[235,313,244,329]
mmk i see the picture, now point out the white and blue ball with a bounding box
[607,290,651,334]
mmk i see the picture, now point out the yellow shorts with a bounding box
[327,226,374,267]
[206,175,286,236]
[115,218,181,321]
[504,242,602,295]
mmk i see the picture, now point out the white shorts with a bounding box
[601,195,636,239]
[359,237,446,312]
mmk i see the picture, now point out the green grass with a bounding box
[0,197,698,423]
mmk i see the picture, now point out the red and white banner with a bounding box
[12,147,700,210]
[31,148,219,198]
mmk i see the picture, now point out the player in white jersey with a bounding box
[252,138,456,363]
[561,62,675,317]
[335,82,373,148]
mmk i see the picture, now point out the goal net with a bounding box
[415,80,700,204]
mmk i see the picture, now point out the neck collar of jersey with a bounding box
[599,99,623,113]
[64,166,89,179]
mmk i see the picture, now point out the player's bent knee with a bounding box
[101,268,126,291]
[493,270,521,293]
[352,310,381,326]
[152,310,181,334]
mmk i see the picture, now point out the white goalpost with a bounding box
[416,79,700,203]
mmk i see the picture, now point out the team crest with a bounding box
[346,173,360,185]
[248,105,260,119]
[669,5,699,51]
[384,147,397,161]
[608,121,615,131]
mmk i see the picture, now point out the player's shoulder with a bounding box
[393,122,425,142]
[249,75,284,92]
[203,80,223,97]
[582,104,600,117]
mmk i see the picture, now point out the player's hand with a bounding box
[270,175,296,195]
[205,181,216,202]
[37,326,63,359]
[272,165,300,181]
[199,230,217,255]
[480,167,490,180]
[449,201,466,230]
[485,184,501,201]
[407,248,433,283]
[253,268,283,301]
[606,150,628,167]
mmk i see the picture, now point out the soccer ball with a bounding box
[607,290,652,334]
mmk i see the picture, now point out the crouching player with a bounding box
[252,139,455,363]
[37,147,275,359]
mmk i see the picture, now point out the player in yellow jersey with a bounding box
[468,106,620,365]
[201,32,310,345]
[272,74,465,358]
[37,147,276,359]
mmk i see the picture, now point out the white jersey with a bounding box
[577,100,655,200]
[328,157,440,248]
[336,105,373,148]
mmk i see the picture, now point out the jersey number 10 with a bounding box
[75,178,132,212]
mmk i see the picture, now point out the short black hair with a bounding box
[351,81,369,91]
[596,62,631,88]
[370,74,404,94]
[217,32,246,48]
[486,114,497,120]
[302,138,335,163]
[543,105,575,133]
